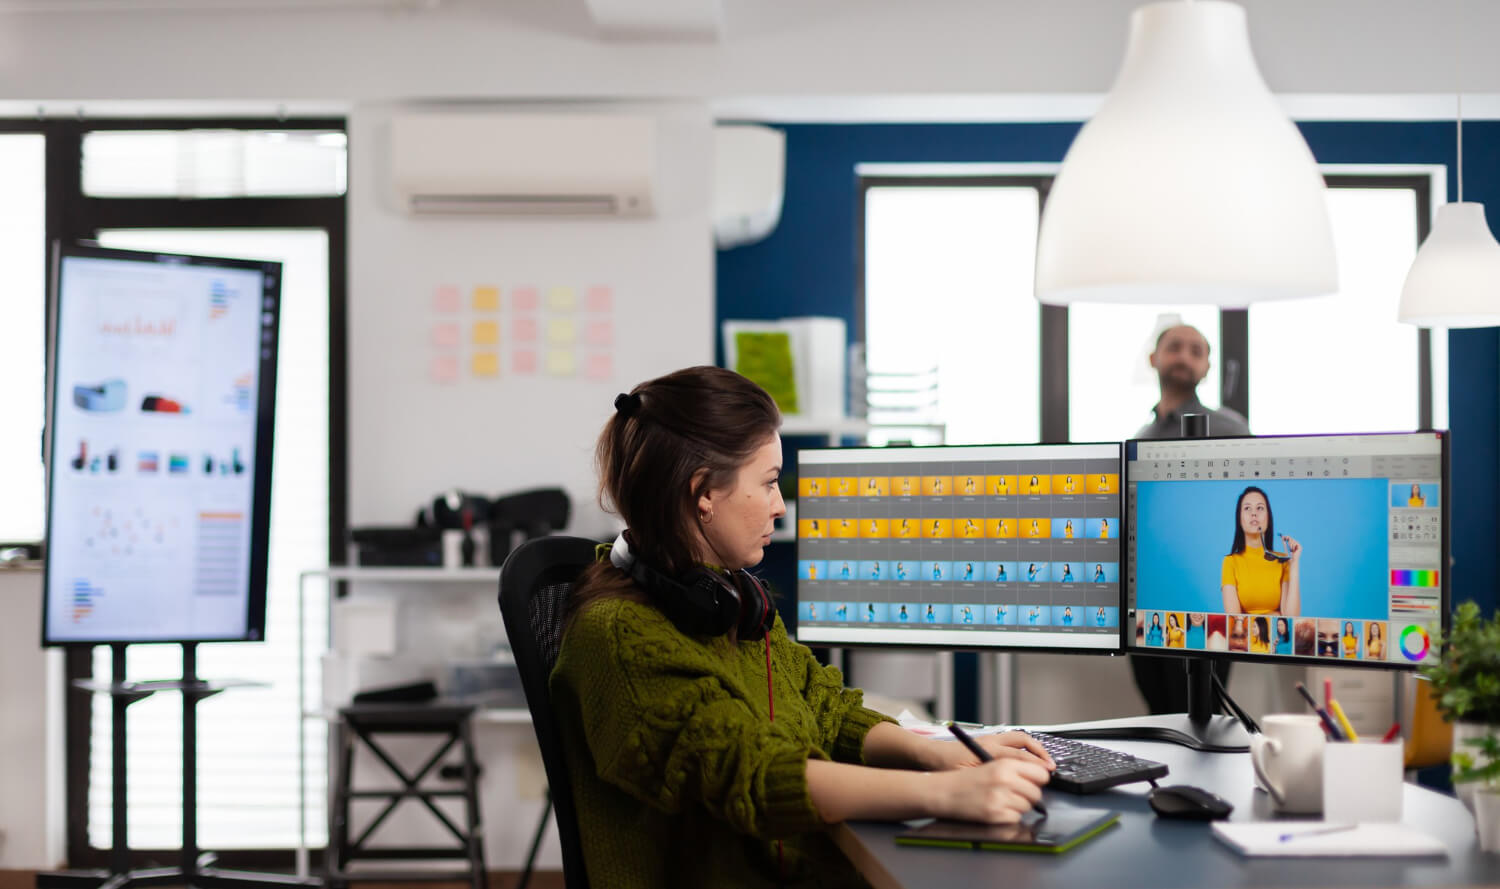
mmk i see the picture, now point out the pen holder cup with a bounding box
[1322,741,1404,824]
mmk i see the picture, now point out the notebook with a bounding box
[1211,821,1448,858]
[895,809,1119,854]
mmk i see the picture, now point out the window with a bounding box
[1069,304,1222,442]
[83,130,347,199]
[0,132,47,542]
[860,171,1438,446]
[862,182,1042,445]
[37,118,350,868]
[1249,182,1440,434]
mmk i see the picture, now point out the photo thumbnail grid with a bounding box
[797,455,1120,632]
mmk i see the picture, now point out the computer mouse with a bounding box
[1148,784,1234,820]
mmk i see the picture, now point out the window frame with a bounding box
[855,171,1437,443]
[36,116,349,871]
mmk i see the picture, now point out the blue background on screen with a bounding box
[1134,479,1389,619]
[1389,483,1441,508]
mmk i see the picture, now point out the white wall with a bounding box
[0,0,1496,106]
[0,568,66,870]
[346,101,714,533]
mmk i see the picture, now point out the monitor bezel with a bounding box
[41,241,281,647]
[1122,430,1450,672]
[790,440,1127,656]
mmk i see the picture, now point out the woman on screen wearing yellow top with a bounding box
[1165,613,1185,648]
[1099,518,1110,539]
[1408,483,1425,507]
[1366,621,1385,659]
[1248,616,1271,654]
[1064,519,1074,539]
[1220,486,1302,616]
[1342,621,1359,658]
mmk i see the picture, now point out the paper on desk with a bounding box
[1211,822,1447,858]
[895,709,1014,740]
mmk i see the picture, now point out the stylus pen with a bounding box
[948,722,1047,817]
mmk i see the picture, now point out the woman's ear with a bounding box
[691,467,715,519]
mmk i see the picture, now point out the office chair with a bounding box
[498,535,599,889]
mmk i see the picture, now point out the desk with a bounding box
[835,738,1500,889]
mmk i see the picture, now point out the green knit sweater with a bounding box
[549,597,893,889]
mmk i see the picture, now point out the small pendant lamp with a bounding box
[1397,95,1500,328]
[1035,0,1338,307]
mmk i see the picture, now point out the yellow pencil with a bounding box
[1328,698,1361,742]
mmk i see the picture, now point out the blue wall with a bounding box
[719,121,1500,623]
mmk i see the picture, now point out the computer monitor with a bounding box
[42,243,282,645]
[1126,431,1448,671]
[793,442,1123,652]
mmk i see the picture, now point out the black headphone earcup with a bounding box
[731,571,777,638]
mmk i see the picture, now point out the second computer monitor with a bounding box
[794,442,1123,652]
[1126,432,1447,669]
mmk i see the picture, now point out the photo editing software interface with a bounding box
[1127,432,1446,667]
[794,443,1123,650]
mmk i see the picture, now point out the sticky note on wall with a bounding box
[513,318,538,343]
[547,286,576,312]
[585,286,613,313]
[547,318,577,345]
[473,286,500,311]
[513,350,538,375]
[433,286,461,313]
[472,320,500,345]
[431,323,460,349]
[430,355,459,383]
[472,352,500,378]
[513,287,539,312]
[545,349,576,377]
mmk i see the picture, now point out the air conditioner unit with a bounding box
[713,124,785,248]
[389,113,657,217]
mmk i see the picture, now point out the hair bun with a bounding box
[614,391,643,417]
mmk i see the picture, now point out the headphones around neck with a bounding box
[609,531,776,638]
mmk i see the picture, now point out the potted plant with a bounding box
[1421,600,1500,848]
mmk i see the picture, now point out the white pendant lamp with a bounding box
[1035,0,1338,307]
[1397,96,1500,328]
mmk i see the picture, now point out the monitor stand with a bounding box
[1038,657,1254,753]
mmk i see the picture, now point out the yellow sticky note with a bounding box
[545,349,576,377]
[547,318,577,345]
[471,352,500,378]
[472,320,500,345]
[546,286,576,312]
[473,286,500,311]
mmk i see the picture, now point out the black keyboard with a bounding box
[1031,731,1169,794]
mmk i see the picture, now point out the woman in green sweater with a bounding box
[550,366,1054,888]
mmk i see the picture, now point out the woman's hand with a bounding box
[929,757,1051,824]
[1283,534,1303,564]
[923,730,1055,771]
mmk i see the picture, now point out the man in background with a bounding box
[1134,324,1249,439]
[1131,322,1247,713]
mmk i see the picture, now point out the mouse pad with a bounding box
[895,809,1120,854]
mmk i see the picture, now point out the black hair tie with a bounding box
[614,392,643,417]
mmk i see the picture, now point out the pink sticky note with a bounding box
[431,323,460,349]
[513,317,539,343]
[584,320,613,347]
[584,352,613,381]
[585,286,613,313]
[429,355,460,384]
[433,286,461,313]
[512,287,540,312]
[513,350,538,375]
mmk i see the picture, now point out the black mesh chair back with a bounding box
[498,535,600,889]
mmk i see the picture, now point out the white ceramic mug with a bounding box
[1250,713,1327,814]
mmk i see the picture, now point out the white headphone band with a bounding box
[609,529,635,571]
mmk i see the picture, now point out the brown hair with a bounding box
[566,366,781,628]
